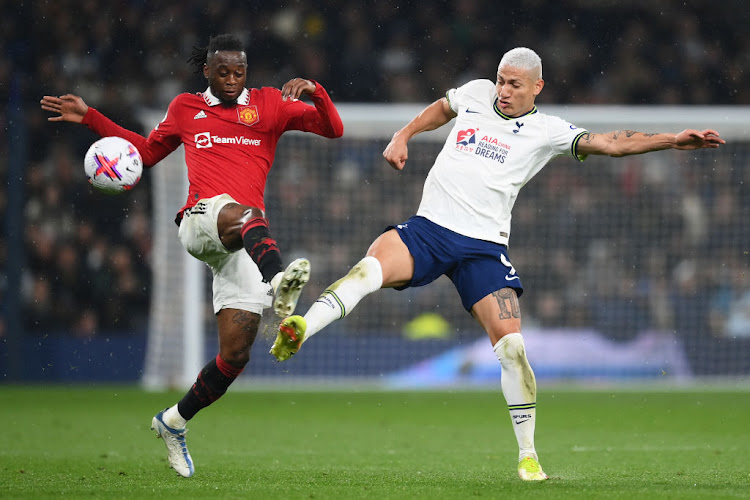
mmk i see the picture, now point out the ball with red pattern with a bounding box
[83,136,142,194]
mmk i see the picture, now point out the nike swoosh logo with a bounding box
[514,418,530,425]
[465,109,480,113]
[505,275,520,281]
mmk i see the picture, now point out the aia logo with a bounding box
[456,128,478,146]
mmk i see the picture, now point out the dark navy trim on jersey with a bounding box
[571,130,588,161]
[386,215,523,311]
[493,100,538,120]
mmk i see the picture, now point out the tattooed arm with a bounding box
[576,129,725,157]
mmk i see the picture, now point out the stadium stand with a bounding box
[1,1,748,378]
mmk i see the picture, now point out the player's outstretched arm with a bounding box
[43,93,173,167]
[577,128,725,157]
[383,97,457,171]
[40,94,88,123]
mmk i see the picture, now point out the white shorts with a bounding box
[177,194,272,315]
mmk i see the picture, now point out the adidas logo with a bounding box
[194,110,207,119]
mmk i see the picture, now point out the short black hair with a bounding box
[188,34,246,72]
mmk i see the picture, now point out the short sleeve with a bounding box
[546,115,589,162]
[445,87,460,113]
[444,79,491,114]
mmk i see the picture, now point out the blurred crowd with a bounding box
[14,131,153,336]
[4,0,748,110]
[1,1,748,373]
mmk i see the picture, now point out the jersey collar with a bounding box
[493,99,538,120]
[201,87,250,106]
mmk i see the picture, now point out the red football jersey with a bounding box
[81,82,343,218]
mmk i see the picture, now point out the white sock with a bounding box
[303,256,383,339]
[163,404,187,429]
[493,333,538,461]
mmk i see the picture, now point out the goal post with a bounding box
[141,104,750,389]
[140,131,205,390]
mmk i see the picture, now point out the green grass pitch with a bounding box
[1,385,748,499]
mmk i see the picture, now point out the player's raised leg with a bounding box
[238,211,284,284]
[270,229,414,361]
[240,215,310,317]
[269,255,383,361]
[222,205,309,318]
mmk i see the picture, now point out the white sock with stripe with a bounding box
[303,256,383,340]
[494,333,538,461]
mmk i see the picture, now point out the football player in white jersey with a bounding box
[270,47,725,481]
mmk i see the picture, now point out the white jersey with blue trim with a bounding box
[416,79,588,246]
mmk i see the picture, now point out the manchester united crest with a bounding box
[237,106,259,126]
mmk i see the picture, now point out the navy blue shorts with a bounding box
[387,216,523,311]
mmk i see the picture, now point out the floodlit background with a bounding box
[1,1,748,385]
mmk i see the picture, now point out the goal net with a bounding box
[142,105,750,389]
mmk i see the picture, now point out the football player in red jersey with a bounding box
[41,33,343,477]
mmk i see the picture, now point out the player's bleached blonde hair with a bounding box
[498,47,542,80]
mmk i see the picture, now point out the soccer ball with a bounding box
[83,136,143,194]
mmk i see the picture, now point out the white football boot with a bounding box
[271,258,310,318]
[151,409,194,478]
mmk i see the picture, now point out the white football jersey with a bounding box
[416,79,588,246]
